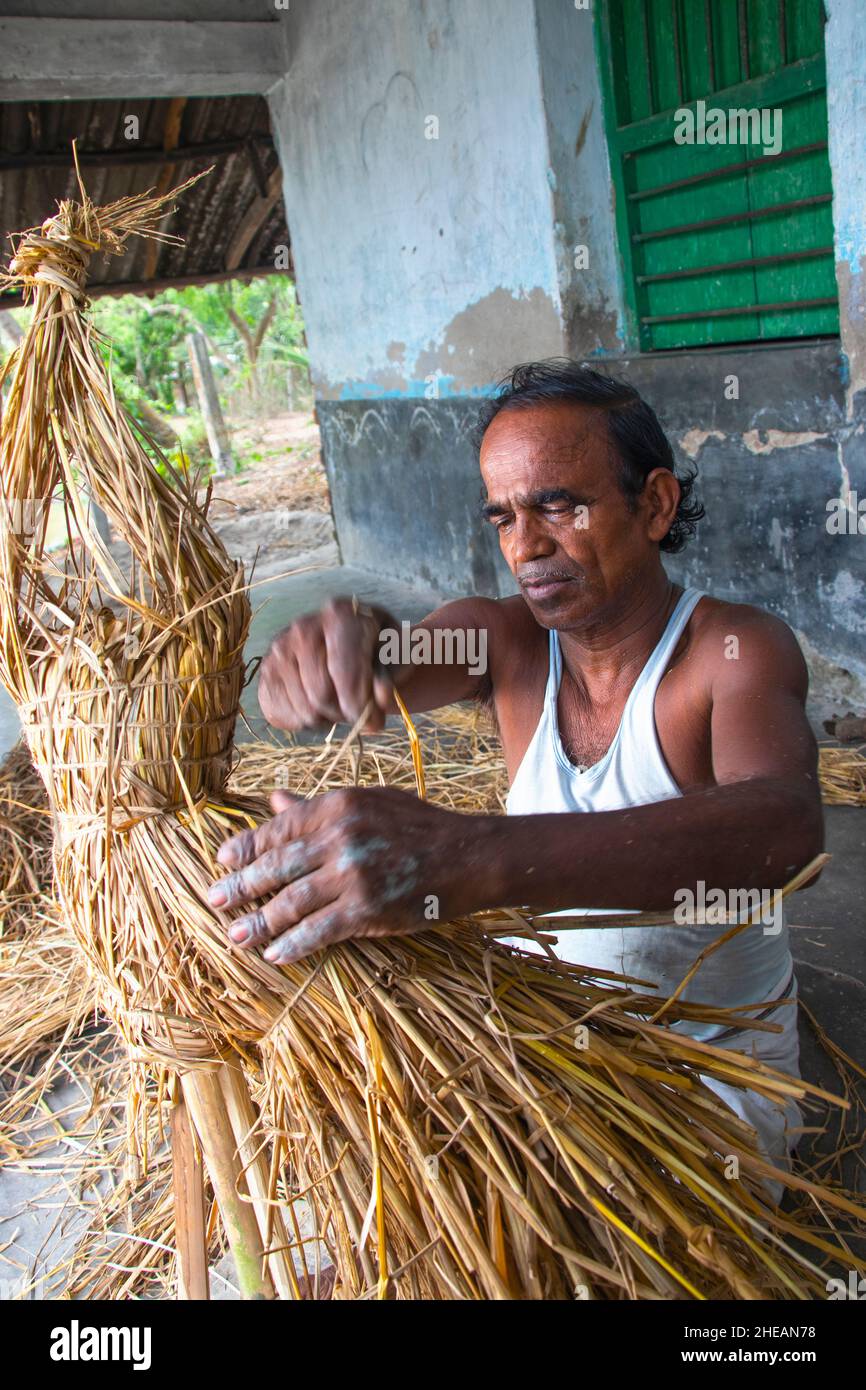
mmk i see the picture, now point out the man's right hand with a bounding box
[257,597,401,732]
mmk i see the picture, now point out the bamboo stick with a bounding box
[181,1068,275,1301]
[170,1093,209,1300]
[218,1059,299,1300]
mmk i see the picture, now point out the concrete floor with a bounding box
[1,560,863,1297]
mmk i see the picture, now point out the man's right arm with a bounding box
[257,594,503,732]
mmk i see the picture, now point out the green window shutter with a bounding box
[596,0,839,351]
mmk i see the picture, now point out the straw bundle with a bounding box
[818,745,866,806]
[0,723,862,1297]
[2,174,866,1300]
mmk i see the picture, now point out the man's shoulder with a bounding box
[689,594,808,694]
[690,593,801,647]
[430,592,537,638]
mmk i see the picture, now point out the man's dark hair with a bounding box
[474,359,704,553]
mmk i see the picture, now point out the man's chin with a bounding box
[520,581,590,625]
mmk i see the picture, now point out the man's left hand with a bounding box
[208,786,482,964]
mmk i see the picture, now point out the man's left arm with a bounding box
[483,608,823,914]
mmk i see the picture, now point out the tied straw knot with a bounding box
[9,216,97,303]
[2,151,212,305]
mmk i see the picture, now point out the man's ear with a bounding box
[644,467,681,543]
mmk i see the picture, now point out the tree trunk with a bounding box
[136,398,180,452]
[186,332,235,476]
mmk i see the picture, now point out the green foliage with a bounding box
[3,277,310,485]
[92,298,180,410]
[90,275,309,417]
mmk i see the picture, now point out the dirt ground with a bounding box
[200,409,338,581]
[207,409,331,517]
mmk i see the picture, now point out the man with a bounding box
[209,360,823,1193]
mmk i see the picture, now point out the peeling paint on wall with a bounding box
[825,0,866,406]
[836,257,866,406]
[818,570,866,634]
[742,429,827,455]
[269,0,564,398]
[678,428,726,460]
[414,287,562,393]
[768,516,795,571]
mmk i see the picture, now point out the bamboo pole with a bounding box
[218,1060,300,1300]
[170,1094,209,1300]
[181,1068,275,1300]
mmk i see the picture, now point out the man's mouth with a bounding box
[519,575,577,601]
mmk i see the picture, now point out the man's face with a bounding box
[480,401,669,630]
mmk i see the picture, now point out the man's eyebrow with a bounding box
[481,498,506,519]
[527,488,583,507]
[481,488,587,520]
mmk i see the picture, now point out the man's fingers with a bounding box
[258,654,305,732]
[262,905,351,965]
[214,803,310,874]
[228,873,337,948]
[271,789,302,813]
[292,620,345,724]
[282,649,331,729]
[323,603,378,723]
[211,834,325,910]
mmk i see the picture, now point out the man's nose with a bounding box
[508,513,556,566]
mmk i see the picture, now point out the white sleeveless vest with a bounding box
[503,587,793,1040]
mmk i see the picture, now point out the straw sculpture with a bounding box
[0,723,862,1299]
[1,171,866,1300]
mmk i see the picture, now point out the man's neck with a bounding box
[557,571,680,698]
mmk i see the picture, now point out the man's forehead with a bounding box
[480,403,610,482]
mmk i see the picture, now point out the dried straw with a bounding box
[1,724,866,1297]
[818,744,866,806]
[1,173,865,1300]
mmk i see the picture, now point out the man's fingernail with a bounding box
[263,945,281,962]
[216,844,235,866]
[230,921,251,943]
[208,883,228,907]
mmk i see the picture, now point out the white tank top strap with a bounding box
[618,585,705,739]
[545,626,562,705]
[549,585,704,709]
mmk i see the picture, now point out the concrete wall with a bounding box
[269,0,566,399]
[533,0,627,356]
[0,1,272,18]
[618,343,865,712]
[825,0,866,411]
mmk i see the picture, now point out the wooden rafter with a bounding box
[0,135,274,174]
[143,96,189,282]
[225,166,283,273]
